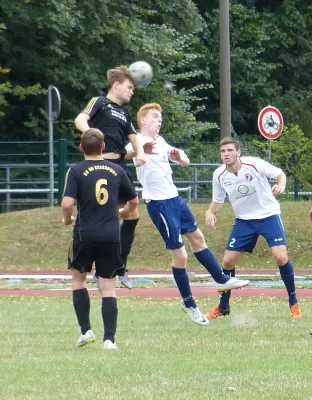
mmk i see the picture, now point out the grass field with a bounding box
[1,296,312,400]
[0,202,311,271]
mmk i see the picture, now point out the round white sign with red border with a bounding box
[258,105,283,140]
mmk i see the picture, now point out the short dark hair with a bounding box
[81,129,104,155]
[106,65,135,90]
[220,137,240,150]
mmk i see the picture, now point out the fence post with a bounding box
[294,177,300,201]
[6,167,11,212]
[188,186,192,203]
[194,166,198,201]
[58,139,67,204]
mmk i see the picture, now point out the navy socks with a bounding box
[279,260,298,306]
[172,267,196,308]
[219,268,235,310]
[194,248,228,284]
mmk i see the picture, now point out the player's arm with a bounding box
[272,172,286,196]
[205,170,226,229]
[119,196,139,220]
[61,167,77,225]
[74,113,90,133]
[118,170,140,219]
[205,202,223,230]
[169,148,190,167]
[124,142,136,160]
[128,133,146,166]
[257,158,286,196]
[74,97,103,133]
[61,197,75,225]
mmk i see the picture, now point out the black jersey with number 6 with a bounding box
[63,160,137,242]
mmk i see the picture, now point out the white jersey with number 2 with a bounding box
[212,156,283,220]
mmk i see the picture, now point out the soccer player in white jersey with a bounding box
[125,104,249,326]
[205,136,302,320]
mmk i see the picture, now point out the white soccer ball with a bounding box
[128,61,153,89]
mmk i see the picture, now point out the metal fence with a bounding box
[0,140,310,213]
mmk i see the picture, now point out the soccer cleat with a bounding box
[205,305,231,320]
[103,340,118,350]
[290,304,302,319]
[119,270,132,289]
[181,303,209,326]
[76,330,96,347]
[216,277,250,292]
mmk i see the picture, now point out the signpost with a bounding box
[47,85,61,207]
[257,105,283,161]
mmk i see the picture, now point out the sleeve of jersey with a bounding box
[63,168,78,199]
[81,97,104,119]
[119,170,138,201]
[212,170,226,203]
[256,158,283,179]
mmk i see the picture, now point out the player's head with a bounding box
[106,65,135,104]
[80,128,105,155]
[219,137,241,166]
[137,103,162,134]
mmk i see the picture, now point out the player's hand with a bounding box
[119,207,131,220]
[143,140,158,155]
[62,215,75,225]
[205,211,217,230]
[271,184,285,196]
[170,148,180,161]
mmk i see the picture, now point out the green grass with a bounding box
[1,296,312,400]
[0,202,312,271]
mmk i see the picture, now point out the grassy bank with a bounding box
[0,202,311,271]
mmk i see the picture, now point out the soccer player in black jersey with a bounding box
[75,65,145,289]
[62,128,139,350]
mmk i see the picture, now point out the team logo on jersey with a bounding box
[245,173,253,181]
[238,185,249,194]
[223,179,232,187]
[111,109,127,122]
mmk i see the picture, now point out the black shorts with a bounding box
[67,236,124,279]
[108,158,135,204]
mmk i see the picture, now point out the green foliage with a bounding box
[1,0,312,147]
[0,0,213,143]
[253,125,312,189]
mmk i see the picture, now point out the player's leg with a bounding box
[118,159,139,288]
[180,199,249,290]
[147,197,208,325]
[206,219,256,320]
[68,238,95,346]
[260,215,302,318]
[119,204,139,289]
[95,242,124,349]
[171,247,208,326]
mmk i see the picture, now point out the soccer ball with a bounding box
[128,61,153,89]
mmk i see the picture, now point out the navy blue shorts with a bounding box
[146,196,197,250]
[226,214,286,253]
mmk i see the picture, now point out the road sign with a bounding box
[257,105,283,140]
